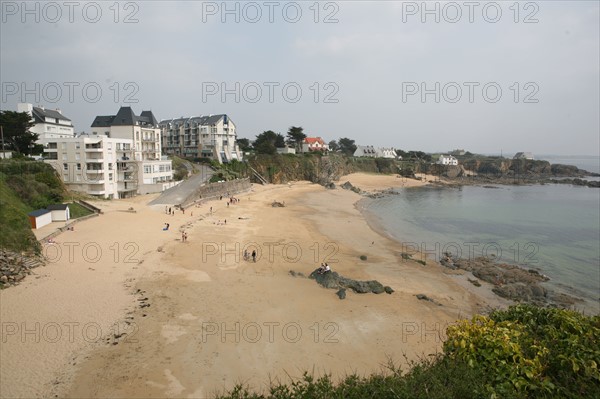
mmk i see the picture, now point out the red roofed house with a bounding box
[301,137,329,153]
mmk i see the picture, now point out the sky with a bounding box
[1,0,599,155]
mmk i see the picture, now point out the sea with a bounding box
[362,155,600,314]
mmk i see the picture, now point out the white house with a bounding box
[17,103,74,142]
[353,145,397,159]
[0,150,12,159]
[301,137,329,153]
[28,209,52,229]
[514,152,534,160]
[91,107,174,194]
[47,204,70,221]
[437,155,459,165]
[277,147,296,154]
[159,114,242,163]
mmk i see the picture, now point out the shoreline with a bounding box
[352,178,599,315]
[0,174,536,398]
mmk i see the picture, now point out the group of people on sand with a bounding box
[243,249,257,262]
[181,231,188,242]
[317,263,331,274]
[163,223,170,231]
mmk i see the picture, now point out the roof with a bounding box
[158,114,229,127]
[32,107,72,125]
[47,204,69,211]
[28,209,51,217]
[304,137,325,144]
[91,107,158,128]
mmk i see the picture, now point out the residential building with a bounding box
[17,103,74,141]
[43,134,139,199]
[159,114,242,163]
[277,147,296,154]
[301,137,329,153]
[90,107,174,194]
[437,154,459,165]
[353,145,397,159]
[514,152,534,160]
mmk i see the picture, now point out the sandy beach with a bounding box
[0,173,509,398]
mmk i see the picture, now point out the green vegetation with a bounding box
[217,305,600,399]
[0,110,43,155]
[170,155,192,181]
[68,202,94,219]
[0,160,93,253]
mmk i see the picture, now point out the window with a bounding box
[109,173,113,181]
[75,142,80,149]
[144,165,151,174]
[77,163,81,170]
[62,154,67,161]
[63,163,68,170]
[61,143,67,149]
[75,153,80,160]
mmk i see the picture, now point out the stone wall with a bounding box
[181,178,252,208]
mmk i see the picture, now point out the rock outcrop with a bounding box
[440,252,582,308]
[289,269,393,299]
[0,250,45,288]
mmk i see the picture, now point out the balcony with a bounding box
[43,153,58,160]
[85,145,103,152]
[86,158,104,163]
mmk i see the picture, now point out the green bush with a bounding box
[445,305,600,397]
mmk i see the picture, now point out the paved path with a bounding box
[149,164,213,205]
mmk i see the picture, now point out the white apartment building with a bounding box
[18,102,74,141]
[43,135,138,199]
[159,114,242,163]
[90,107,174,194]
[437,154,459,165]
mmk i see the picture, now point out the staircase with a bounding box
[248,166,268,185]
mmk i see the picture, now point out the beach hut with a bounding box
[47,204,70,221]
[28,209,52,229]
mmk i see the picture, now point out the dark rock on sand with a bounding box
[336,289,346,300]
[308,269,390,296]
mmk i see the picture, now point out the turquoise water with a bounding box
[363,183,600,314]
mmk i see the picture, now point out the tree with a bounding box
[253,130,286,155]
[236,138,252,152]
[338,137,357,156]
[328,140,339,152]
[286,126,306,152]
[274,134,285,148]
[0,111,41,155]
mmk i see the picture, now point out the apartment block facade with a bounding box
[159,114,242,163]
[18,102,74,141]
[43,135,138,199]
[90,107,174,194]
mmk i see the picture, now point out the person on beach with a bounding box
[169,207,172,215]
[165,206,168,214]
[317,263,326,274]
[251,250,257,263]
[243,250,249,261]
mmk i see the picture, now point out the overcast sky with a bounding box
[1,1,598,155]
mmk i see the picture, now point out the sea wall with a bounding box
[181,178,252,208]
